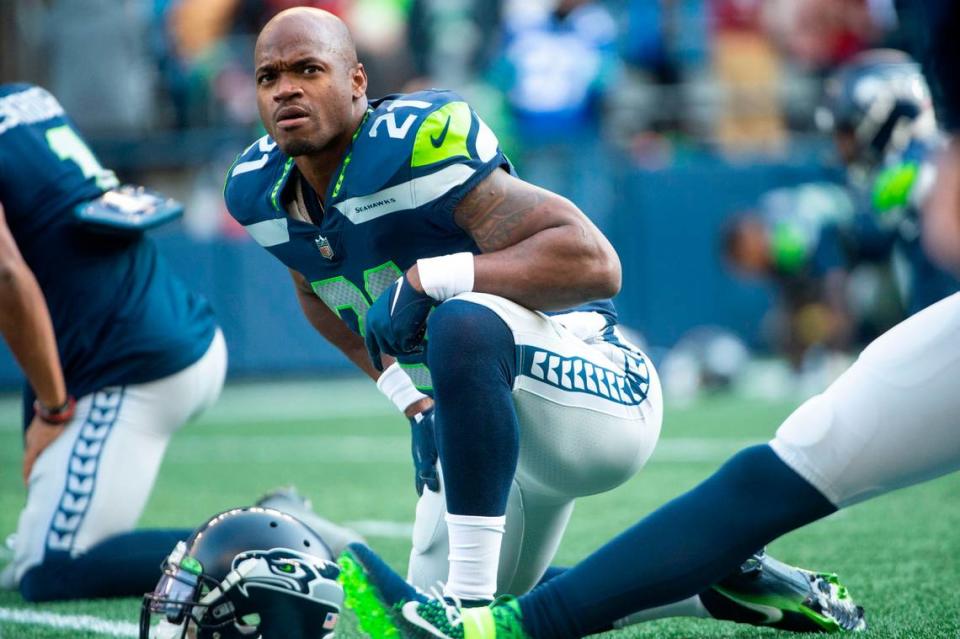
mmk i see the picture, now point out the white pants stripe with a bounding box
[45,387,126,555]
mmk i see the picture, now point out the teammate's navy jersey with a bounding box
[0,84,217,411]
[225,90,616,389]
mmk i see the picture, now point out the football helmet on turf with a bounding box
[140,507,342,639]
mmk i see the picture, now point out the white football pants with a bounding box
[407,293,663,596]
[771,292,960,507]
[7,329,227,585]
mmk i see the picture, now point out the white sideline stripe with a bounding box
[346,520,414,539]
[0,608,137,637]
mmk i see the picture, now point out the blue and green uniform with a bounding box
[224,90,615,390]
[0,83,219,602]
[0,83,217,423]
[863,138,959,314]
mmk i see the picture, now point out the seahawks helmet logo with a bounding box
[232,548,339,596]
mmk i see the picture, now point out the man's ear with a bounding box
[352,63,368,99]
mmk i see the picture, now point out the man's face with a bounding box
[833,129,858,166]
[729,221,771,276]
[254,22,363,157]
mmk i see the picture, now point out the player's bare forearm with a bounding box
[444,168,621,310]
[290,270,384,380]
[0,204,68,408]
[291,271,433,414]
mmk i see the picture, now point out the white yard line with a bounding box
[0,608,137,638]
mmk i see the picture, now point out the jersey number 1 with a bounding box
[46,125,118,190]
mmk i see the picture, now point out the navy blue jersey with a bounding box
[225,90,616,390]
[0,84,217,410]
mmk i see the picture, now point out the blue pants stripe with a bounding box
[44,387,125,555]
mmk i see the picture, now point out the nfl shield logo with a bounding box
[315,234,334,259]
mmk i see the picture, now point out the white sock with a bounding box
[613,595,710,628]
[443,513,506,601]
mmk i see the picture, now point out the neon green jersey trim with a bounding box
[270,158,295,212]
[411,102,473,168]
[332,110,372,199]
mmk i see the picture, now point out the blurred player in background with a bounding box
[817,48,960,314]
[226,6,863,633]
[723,182,860,366]
[337,2,960,636]
[0,83,361,603]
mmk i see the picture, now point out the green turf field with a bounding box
[0,378,957,638]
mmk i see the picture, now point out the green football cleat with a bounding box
[700,551,867,633]
[338,543,532,639]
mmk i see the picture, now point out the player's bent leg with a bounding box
[435,293,662,600]
[10,330,226,601]
[407,472,576,599]
[497,486,574,596]
[425,301,520,602]
[770,291,960,507]
[452,293,663,499]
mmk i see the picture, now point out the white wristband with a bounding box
[417,252,475,301]
[376,362,428,414]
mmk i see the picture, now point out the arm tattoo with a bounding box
[454,171,549,253]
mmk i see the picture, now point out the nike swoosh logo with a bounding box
[719,593,785,624]
[430,116,451,148]
[402,601,453,638]
[390,277,405,314]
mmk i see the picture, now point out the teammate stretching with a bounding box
[0,83,360,601]
[0,83,225,601]
[226,7,862,633]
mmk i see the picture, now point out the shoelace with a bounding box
[427,583,465,629]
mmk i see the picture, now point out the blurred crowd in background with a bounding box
[1,0,905,157]
[1,0,955,398]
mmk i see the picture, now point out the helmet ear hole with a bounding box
[304,540,311,547]
[269,521,278,528]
